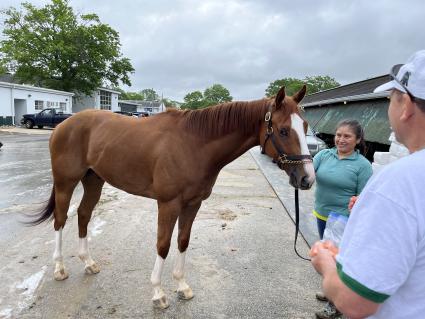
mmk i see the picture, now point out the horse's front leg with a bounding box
[173,201,201,300]
[151,199,180,309]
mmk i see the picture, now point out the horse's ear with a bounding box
[292,84,307,104]
[275,86,286,109]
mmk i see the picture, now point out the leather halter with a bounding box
[260,103,313,261]
[260,103,312,168]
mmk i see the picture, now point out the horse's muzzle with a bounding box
[289,172,314,190]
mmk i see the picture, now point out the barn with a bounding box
[302,75,392,160]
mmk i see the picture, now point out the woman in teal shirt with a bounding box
[313,119,373,319]
[313,119,372,238]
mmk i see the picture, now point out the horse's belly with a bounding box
[91,165,156,199]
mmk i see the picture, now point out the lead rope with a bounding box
[294,188,311,261]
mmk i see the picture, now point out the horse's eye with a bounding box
[279,128,289,137]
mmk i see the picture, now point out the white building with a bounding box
[73,87,121,113]
[0,81,73,126]
[118,100,166,115]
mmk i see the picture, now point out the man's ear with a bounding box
[400,95,415,121]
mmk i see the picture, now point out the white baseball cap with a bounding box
[374,50,425,100]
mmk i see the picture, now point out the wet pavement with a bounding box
[0,131,52,210]
[0,129,322,319]
[250,147,319,247]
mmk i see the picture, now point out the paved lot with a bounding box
[250,147,319,247]
[0,128,323,319]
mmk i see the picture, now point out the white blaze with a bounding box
[290,113,316,185]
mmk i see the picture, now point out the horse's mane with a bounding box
[168,99,270,139]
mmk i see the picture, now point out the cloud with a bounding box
[2,0,425,101]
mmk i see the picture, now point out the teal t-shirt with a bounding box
[313,147,373,220]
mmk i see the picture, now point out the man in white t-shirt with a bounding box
[310,49,425,319]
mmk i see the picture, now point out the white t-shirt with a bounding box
[336,149,425,318]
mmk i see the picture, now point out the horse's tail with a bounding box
[24,186,56,226]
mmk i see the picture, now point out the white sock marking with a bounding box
[53,229,63,263]
[151,255,166,299]
[173,251,190,291]
[78,236,95,267]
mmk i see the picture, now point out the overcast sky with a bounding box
[1,0,425,102]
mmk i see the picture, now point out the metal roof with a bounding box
[0,81,74,96]
[301,74,394,145]
[302,75,390,105]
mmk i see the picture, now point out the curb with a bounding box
[0,127,52,135]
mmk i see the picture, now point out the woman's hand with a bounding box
[348,196,357,211]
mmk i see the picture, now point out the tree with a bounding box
[114,88,159,101]
[304,75,340,94]
[181,91,205,110]
[203,84,232,106]
[0,0,134,96]
[181,84,233,110]
[265,75,340,97]
[121,91,145,100]
[140,88,159,101]
[163,98,180,109]
[265,78,305,97]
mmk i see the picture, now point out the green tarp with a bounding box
[304,99,392,145]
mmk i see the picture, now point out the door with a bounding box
[37,109,53,126]
[14,99,27,126]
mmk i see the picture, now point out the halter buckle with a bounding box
[266,126,273,135]
[264,111,271,122]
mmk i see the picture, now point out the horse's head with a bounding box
[260,85,315,190]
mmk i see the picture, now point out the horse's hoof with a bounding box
[54,269,69,281]
[152,295,169,309]
[177,287,194,300]
[85,263,100,275]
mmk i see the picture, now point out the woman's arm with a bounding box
[356,161,373,194]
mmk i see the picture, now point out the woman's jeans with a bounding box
[317,218,326,240]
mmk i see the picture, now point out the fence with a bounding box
[0,116,14,126]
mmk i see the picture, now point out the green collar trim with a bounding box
[336,261,390,303]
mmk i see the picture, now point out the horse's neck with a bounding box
[202,132,259,170]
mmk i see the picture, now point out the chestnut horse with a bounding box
[29,85,315,308]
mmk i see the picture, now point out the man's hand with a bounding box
[310,241,338,276]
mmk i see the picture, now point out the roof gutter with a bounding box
[301,91,389,108]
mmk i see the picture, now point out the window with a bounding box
[35,100,44,110]
[47,101,59,108]
[40,109,52,117]
[59,102,66,111]
[100,91,112,110]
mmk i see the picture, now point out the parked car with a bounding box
[113,111,137,117]
[307,126,327,156]
[21,108,72,129]
[131,111,150,118]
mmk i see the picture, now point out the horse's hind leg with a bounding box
[53,181,79,281]
[151,199,180,309]
[77,170,105,275]
[173,201,201,300]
